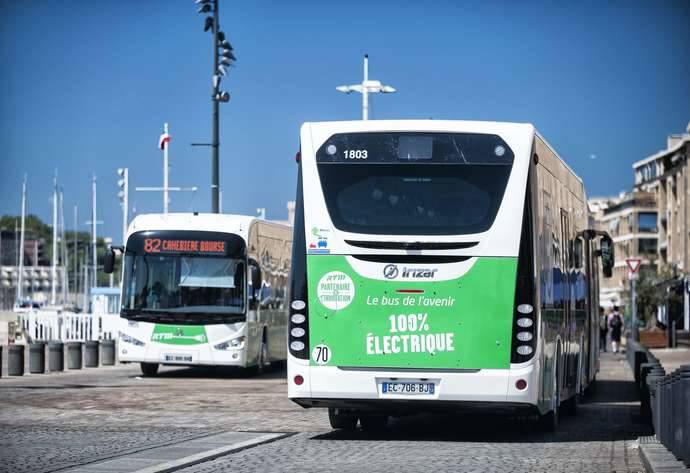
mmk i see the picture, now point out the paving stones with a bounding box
[0,353,650,473]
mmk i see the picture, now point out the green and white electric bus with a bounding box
[105,213,292,376]
[287,120,613,431]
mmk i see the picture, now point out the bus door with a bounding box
[560,209,573,390]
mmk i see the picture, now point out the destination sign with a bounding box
[143,238,226,255]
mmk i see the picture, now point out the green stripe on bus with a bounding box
[307,256,517,369]
[151,324,208,345]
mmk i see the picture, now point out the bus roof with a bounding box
[303,119,584,189]
[302,119,535,135]
[126,213,288,241]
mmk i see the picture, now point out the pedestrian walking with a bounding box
[599,307,608,352]
[608,305,624,353]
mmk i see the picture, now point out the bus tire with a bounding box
[360,414,388,433]
[140,362,159,377]
[328,408,358,430]
[256,333,270,376]
[540,351,560,432]
[563,353,581,415]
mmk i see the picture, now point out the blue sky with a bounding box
[1,0,689,241]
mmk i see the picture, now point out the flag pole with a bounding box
[163,122,169,214]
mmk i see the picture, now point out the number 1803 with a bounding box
[344,149,368,159]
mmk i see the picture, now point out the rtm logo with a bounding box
[383,264,437,279]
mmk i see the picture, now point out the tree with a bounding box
[625,265,684,329]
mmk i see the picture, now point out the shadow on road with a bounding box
[134,362,287,380]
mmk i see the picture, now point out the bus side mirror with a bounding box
[251,266,262,292]
[104,248,115,274]
[600,236,614,278]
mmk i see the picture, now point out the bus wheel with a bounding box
[360,414,388,433]
[256,336,270,375]
[540,355,560,432]
[140,362,159,377]
[328,408,358,430]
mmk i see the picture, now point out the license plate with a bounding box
[164,353,193,363]
[381,382,435,395]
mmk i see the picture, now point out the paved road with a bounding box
[0,353,650,473]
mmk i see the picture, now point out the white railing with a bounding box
[20,309,119,342]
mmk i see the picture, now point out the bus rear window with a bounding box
[315,132,514,236]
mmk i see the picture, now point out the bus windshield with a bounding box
[316,132,514,235]
[120,231,247,323]
[122,254,245,315]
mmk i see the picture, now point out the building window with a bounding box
[638,238,657,255]
[638,212,658,233]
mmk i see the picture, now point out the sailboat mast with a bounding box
[16,175,27,303]
[92,175,97,291]
[51,171,58,305]
[74,204,78,305]
[60,188,68,304]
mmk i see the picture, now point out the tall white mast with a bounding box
[336,54,396,120]
[163,122,169,214]
[135,123,197,212]
[91,175,97,291]
[60,188,68,304]
[16,175,27,303]
[51,171,58,305]
[74,204,78,305]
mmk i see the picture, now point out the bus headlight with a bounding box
[517,317,533,328]
[214,336,246,350]
[290,341,305,351]
[119,332,145,347]
[291,313,306,324]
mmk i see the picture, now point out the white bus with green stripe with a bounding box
[287,120,614,431]
[106,213,291,376]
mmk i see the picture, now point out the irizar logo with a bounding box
[383,264,437,279]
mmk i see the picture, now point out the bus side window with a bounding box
[573,237,584,268]
[248,260,261,310]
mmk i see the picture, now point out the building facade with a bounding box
[589,191,658,308]
[633,122,690,331]
[633,125,690,272]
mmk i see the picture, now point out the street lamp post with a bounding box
[195,0,235,213]
[336,54,396,120]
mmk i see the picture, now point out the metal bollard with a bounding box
[0,345,3,378]
[29,343,46,374]
[634,350,648,384]
[101,339,115,366]
[671,370,682,461]
[680,365,690,467]
[639,362,656,423]
[647,369,665,434]
[8,345,25,376]
[663,374,673,451]
[48,342,64,372]
[67,342,83,369]
[84,341,99,367]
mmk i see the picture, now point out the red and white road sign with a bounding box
[626,258,642,273]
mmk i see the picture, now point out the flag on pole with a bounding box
[158,131,171,150]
